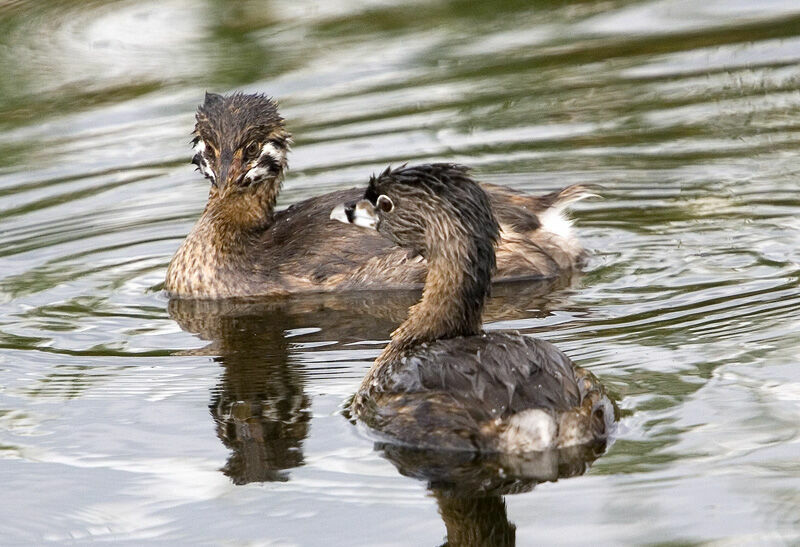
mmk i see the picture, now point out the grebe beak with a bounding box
[330,199,379,230]
[330,203,350,223]
[218,154,246,193]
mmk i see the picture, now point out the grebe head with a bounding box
[192,92,291,198]
[333,163,500,342]
[331,163,500,261]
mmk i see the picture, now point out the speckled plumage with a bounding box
[340,167,616,453]
[164,93,592,298]
[358,333,615,452]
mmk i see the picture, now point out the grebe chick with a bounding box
[166,92,594,298]
[332,165,616,453]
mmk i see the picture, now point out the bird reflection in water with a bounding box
[167,275,583,485]
[167,292,418,483]
[169,298,313,483]
[381,441,607,546]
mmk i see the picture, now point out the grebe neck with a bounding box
[373,232,495,369]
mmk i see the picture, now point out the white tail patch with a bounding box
[500,409,557,453]
[538,207,575,241]
[539,185,599,241]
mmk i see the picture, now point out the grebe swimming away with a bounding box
[165,93,595,298]
[332,164,616,452]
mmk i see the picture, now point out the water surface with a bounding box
[1,0,800,543]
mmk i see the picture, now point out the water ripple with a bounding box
[0,0,799,543]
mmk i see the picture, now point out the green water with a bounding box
[1,0,799,543]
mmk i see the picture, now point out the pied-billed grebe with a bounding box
[165,92,595,298]
[331,164,616,453]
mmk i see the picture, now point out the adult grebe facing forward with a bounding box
[165,92,595,298]
[332,164,616,452]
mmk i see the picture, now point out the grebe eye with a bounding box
[245,141,260,159]
[377,195,394,213]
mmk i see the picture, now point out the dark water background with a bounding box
[1,0,799,543]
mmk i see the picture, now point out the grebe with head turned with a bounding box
[332,164,616,453]
[165,92,595,298]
